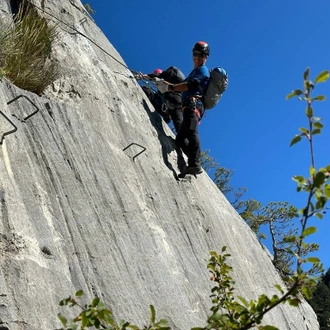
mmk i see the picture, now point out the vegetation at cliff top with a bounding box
[0,2,59,94]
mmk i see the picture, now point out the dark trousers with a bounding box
[169,108,183,134]
[142,86,183,133]
[176,101,204,167]
[165,92,183,134]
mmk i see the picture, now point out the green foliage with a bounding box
[323,268,330,288]
[287,68,330,221]
[58,67,328,330]
[0,2,60,94]
[203,247,285,330]
[240,200,323,281]
[84,4,96,15]
[240,200,297,238]
[308,269,330,330]
[58,291,170,330]
[284,68,329,290]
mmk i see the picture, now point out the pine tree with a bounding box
[309,269,330,330]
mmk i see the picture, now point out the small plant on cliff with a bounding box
[0,2,60,94]
[58,291,170,330]
[57,68,329,329]
[83,3,96,15]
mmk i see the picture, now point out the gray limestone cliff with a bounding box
[0,1,319,329]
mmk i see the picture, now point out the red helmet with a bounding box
[192,41,210,56]
[153,68,162,74]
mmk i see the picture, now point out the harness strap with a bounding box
[193,108,201,119]
[182,106,201,119]
[182,96,202,119]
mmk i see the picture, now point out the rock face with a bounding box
[0,1,319,330]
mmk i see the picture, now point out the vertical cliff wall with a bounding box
[0,1,318,329]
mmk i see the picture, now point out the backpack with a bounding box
[159,66,185,109]
[160,66,185,85]
[203,67,228,110]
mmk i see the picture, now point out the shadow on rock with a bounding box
[142,99,186,180]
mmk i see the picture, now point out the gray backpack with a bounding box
[203,67,228,110]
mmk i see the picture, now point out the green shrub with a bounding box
[0,3,60,94]
[84,3,96,15]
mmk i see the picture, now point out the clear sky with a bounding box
[83,0,330,270]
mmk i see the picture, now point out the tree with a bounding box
[308,269,330,330]
[238,199,265,239]
[200,152,324,281]
[239,200,324,280]
[323,268,330,288]
[200,150,247,210]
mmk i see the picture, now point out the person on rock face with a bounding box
[155,41,210,176]
[141,67,185,134]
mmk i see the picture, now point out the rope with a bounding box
[26,0,134,74]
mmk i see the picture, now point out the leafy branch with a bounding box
[58,291,170,330]
[285,68,329,289]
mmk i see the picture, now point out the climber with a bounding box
[154,41,210,176]
[139,66,185,134]
[140,80,167,123]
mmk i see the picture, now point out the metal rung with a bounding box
[0,110,18,145]
[79,17,87,25]
[7,95,40,121]
[123,143,146,161]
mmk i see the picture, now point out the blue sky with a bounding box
[84,0,330,270]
